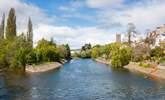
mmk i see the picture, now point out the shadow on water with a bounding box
[0,59,165,100]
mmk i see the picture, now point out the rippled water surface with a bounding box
[0,59,165,100]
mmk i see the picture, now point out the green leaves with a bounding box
[6,8,16,40]
[35,39,60,62]
[91,43,132,68]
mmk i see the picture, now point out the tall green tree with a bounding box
[27,17,33,48]
[0,13,5,40]
[65,44,71,59]
[6,8,16,40]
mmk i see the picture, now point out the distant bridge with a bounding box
[70,49,81,54]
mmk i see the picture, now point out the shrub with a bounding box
[91,47,100,58]
[111,45,132,68]
[26,50,37,64]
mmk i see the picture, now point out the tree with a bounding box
[150,46,164,62]
[36,39,60,62]
[0,13,5,40]
[6,8,16,39]
[65,44,71,59]
[27,17,33,48]
[26,50,37,64]
[127,23,137,45]
[80,43,92,58]
[111,46,132,68]
[132,43,150,62]
[91,47,100,58]
[57,45,68,59]
[11,48,30,71]
[81,43,91,51]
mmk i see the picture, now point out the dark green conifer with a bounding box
[0,13,5,40]
[27,17,33,48]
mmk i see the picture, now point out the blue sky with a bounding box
[23,0,99,27]
[0,0,165,48]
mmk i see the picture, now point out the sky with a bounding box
[0,0,165,49]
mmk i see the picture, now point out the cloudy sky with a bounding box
[0,0,165,49]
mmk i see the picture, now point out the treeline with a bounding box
[74,22,165,68]
[90,23,164,68]
[0,8,71,71]
[91,42,164,68]
[91,43,133,68]
[73,43,91,58]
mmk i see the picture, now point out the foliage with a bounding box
[27,17,33,48]
[91,47,100,58]
[132,43,151,62]
[91,43,132,68]
[80,43,92,58]
[81,43,91,51]
[6,8,16,40]
[111,45,132,68]
[139,62,150,68]
[0,13,5,40]
[150,47,164,58]
[11,47,31,70]
[72,52,81,58]
[35,39,60,62]
[0,36,31,69]
[65,44,71,59]
[80,50,91,58]
[26,50,37,65]
[0,8,71,71]
[57,45,68,59]
[76,43,92,58]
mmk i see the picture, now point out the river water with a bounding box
[0,59,165,100]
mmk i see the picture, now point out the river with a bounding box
[0,59,165,100]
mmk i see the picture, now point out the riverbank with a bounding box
[95,58,111,65]
[26,62,63,73]
[124,63,165,80]
[95,58,165,80]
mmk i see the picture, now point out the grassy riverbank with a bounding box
[95,58,165,80]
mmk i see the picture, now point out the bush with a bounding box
[91,47,100,58]
[35,39,60,62]
[80,50,91,58]
[57,44,71,60]
[111,45,132,68]
[26,50,37,65]
[11,48,30,70]
[150,47,164,58]
[139,62,150,68]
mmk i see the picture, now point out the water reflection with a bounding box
[0,59,165,100]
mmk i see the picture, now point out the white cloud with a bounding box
[93,0,165,34]
[86,0,123,9]
[0,0,55,34]
[34,24,115,49]
[1,0,165,49]
[59,1,84,12]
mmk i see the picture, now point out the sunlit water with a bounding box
[0,59,165,100]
